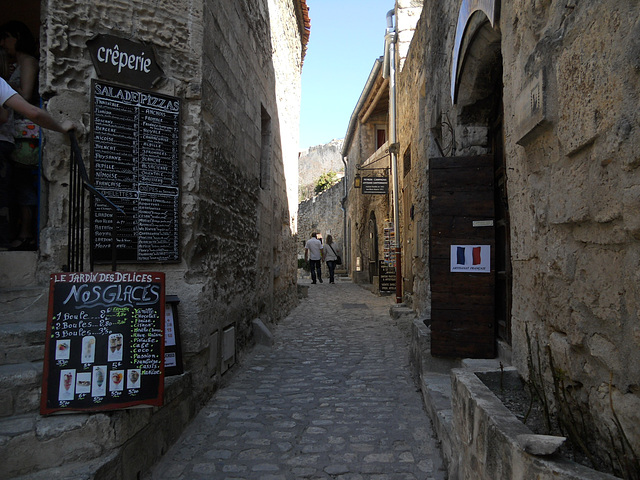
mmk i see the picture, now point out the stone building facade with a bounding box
[0,0,309,478]
[344,0,640,477]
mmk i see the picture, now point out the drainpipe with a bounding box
[341,155,348,271]
[383,9,402,304]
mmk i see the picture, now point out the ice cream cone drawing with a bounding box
[108,334,124,362]
[92,366,107,397]
[128,369,141,389]
[58,369,75,401]
[55,340,70,360]
[82,336,96,363]
[63,373,73,390]
[110,370,124,391]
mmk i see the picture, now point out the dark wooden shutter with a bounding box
[429,156,496,358]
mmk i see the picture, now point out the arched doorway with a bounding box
[454,13,512,348]
[367,211,378,284]
[429,6,512,358]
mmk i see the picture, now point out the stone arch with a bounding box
[454,12,502,117]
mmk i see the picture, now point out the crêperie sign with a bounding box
[87,34,164,89]
[40,272,165,414]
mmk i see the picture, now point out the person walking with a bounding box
[324,234,341,284]
[304,232,324,284]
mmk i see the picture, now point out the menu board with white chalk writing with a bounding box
[40,272,165,414]
[91,80,180,263]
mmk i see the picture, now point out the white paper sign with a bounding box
[450,245,491,273]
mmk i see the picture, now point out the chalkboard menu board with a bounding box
[91,80,180,263]
[41,272,165,414]
[379,260,397,293]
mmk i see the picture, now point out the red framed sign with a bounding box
[41,272,165,414]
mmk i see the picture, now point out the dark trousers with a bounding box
[0,142,14,247]
[309,259,322,283]
[326,260,336,283]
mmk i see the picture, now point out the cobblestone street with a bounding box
[146,280,446,480]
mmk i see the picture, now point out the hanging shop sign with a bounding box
[87,34,164,89]
[361,176,389,195]
[41,272,165,414]
[91,80,181,263]
[450,245,491,273]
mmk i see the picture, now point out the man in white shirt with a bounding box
[1,77,74,133]
[304,232,324,284]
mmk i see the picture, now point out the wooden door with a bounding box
[429,156,496,358]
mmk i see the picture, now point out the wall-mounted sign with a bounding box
[91,80,181,263]
[379,260,396,292]
[450,245,491,273]
[362,176,389,195]
[164,295,183,376]
[87,34,164,89]
[41,272,165,414]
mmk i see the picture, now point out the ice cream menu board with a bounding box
[40,272,165,414]
[91,80,180,263]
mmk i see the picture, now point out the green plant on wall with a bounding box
[314,171,339,194]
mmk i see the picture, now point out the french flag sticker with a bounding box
[450,245,490,273]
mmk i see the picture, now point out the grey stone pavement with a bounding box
[146,280,446,480]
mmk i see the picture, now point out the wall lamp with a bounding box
[354,172,362,188]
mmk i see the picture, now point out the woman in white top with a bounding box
[0,77,73,133]
[324,235,341,284]
[1,76,74,249]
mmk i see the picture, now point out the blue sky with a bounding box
[299,0,394,150]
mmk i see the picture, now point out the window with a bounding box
[376,127,386,150]
[403,146,411,177]
[260,105,272,190]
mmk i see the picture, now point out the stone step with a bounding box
[0,411,116,478]
[0,373,192,479]
[0,320,47,365]
[0,361,43,418]
[421,372,457,478]
[0,251,38,289]
[0,286,49,325]
[11,453,119,480]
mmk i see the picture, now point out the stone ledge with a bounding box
[451,368,620,480]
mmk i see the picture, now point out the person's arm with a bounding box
[16,55,39,103]
[4,93,74,133]
[0,106,9,125]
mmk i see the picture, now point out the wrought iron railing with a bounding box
[66,132,124,272]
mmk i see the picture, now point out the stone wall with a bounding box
[42,0,301,403]
[394,0,640,475]
[396,3,430,314]
[0,0,305,477]
[502,2,640,473]
[297,178,345,260]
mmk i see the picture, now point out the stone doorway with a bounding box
[452,9,512,349]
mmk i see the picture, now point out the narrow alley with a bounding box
[145,280,446,480]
